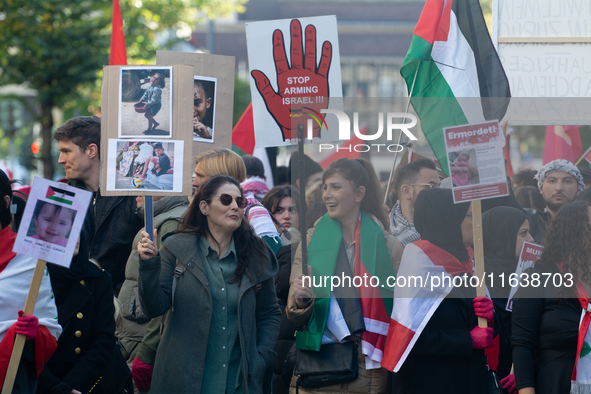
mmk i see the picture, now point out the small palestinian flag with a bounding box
[46,186,75,205]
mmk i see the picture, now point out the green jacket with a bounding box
[138,232,281,394]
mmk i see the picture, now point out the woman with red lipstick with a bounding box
[287,158,403,394]
[137,175,280,393]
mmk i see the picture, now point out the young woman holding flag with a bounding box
[512,201,591,394]
[287,158,403,393]
[383,188,494,394]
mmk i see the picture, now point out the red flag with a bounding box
[109,0,127,65]
[232,103,256,156]
[542,125,582,165]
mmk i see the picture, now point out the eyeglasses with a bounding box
[208,194,247,209]
[409,182,440,189]
[274,206,298,215]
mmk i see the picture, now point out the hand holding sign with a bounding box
[251,19,331,141]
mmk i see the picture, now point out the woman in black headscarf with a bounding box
[386,188,494,394]
[482,207,533,392]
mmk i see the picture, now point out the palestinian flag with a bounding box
[381,240,474,372]
[401,0,510,175]
[45,186,75,206]
[296,212,396,367]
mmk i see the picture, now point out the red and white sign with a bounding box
[246,15,343,148]
[506,241,543,311]
[444,120,509,203]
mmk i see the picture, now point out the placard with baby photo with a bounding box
[13,178,92,268]
[193,76,217,143]
[443,120,509,203]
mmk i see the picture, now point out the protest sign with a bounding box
[101,64,194,196]
[13,178,91,268]
[156,51,234,158]
[3,178,92,393]
[246,15,343,147]
[506,241,543,311]
[444,120,509,203]
[493,0,591,98]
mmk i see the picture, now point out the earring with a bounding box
[204,211,208,215]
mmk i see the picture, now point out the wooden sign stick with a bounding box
[1,259,47,394]
[471,200,487,328]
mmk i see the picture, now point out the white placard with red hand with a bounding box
[247,15,343,148]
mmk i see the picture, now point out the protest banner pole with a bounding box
[297,124,309,277]
[1,259,47,394]
[144,196,154,242]
[384,60,421,205]
[471,199,487,328]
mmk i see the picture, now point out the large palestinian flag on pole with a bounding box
[401,0,510,174]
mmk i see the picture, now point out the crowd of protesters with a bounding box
[0,115,590,394]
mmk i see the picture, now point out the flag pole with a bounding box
[297,124,309,277]
[574,145,591,166]
[384,60,421,205]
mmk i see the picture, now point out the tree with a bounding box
[0,0,247,179]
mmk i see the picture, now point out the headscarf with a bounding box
[534,159,584,191]
[482,206,527,299]
[414,188,471,262]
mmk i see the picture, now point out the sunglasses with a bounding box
[209,194,247,209]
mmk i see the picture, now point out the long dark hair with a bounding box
[322,158,389,230]
[537,201,591,291]
[261,185,301,215]
[176,175,269,283]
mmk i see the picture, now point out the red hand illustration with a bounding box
[251,19,332,141]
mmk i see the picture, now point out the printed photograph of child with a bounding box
[119,66,173,138]
[107,139,185,193]
[449,149,480,187]
[193,76,217,143]
[27,201,77,246]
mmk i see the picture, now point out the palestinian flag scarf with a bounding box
[295,212,396,366]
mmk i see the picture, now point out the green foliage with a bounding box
[0,0,248,178]
[233,74,251,128]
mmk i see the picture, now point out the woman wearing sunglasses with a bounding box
[287,158,403,394]
[137,175,281,393]
[193,148,282,254]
